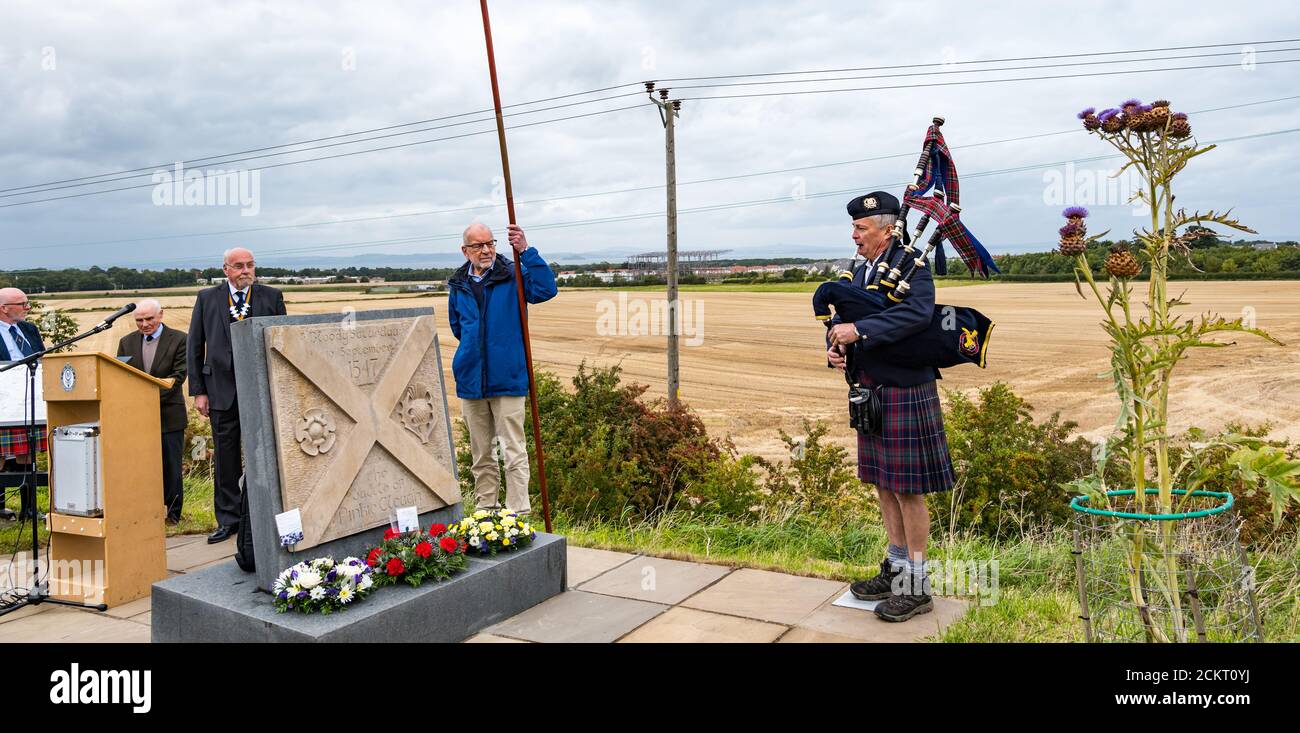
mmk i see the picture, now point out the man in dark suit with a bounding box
[187,248,286,544]
[116,298,188,524]
[0,288,47,520]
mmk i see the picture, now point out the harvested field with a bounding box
[33,281,1300,461]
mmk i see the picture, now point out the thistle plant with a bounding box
[1064,99,1297,642]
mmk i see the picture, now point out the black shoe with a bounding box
[850,559,900,601]
[165,516,182,526]
[207,525,238,544]
[874,574,934,622]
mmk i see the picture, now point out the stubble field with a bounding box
[38,280,1300,460]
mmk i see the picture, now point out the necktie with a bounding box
[9,325,29,356]
[234,290,246,309]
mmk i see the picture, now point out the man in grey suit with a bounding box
[187,248,286,544]
[117,298,188,524]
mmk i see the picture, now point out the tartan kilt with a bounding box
[855,378,955,495]
[0,425,48,460]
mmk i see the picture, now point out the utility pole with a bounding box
[646,82,682,411]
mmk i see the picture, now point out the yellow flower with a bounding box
[502,517,516,528]
[502,538,511,546]
[478,521,494,534]
[494,524,502,530]
[473,510,488,520]
[486,532,499,541]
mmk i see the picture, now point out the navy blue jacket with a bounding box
[829,259,941,387]
[0,320,44,361]
[447,248,558,400]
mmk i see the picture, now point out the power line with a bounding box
[7,94,1297,255]
[71,125,1300,271]
[0,103,649,209]
[0,92,648,199]
[679,58,1300,101]
[656,38,1300,82]
[0,83,647,195]
[667,47,1300,91]
[7,38,1296,196]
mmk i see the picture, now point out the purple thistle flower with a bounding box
[1098,108,1119,122]
[1138,104,1153,112]
[1077,107,1096,119]
[1122,98,1142,108]
[1059,223,1084,237]
[1062,206,1089,219]
[1172,112,1188,120]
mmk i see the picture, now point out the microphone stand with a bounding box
[0,316,126,617]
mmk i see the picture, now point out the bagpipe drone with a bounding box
[814,117,999,372]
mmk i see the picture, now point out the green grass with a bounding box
[548,509,1299,642]
[1,472,218,552]
[588,278,991,294]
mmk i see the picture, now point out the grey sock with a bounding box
[906,557,930,594]
[887,544,908,572]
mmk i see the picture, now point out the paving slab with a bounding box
[681,568,845,625]
[0,607,150,643]
[104,596,152,620]
[488,590,666,643]
[566,547,637,588]
[794,599,941,642]
[619,606,787,643]
[777,627,865,643]
[129,612,151,626]
[166,534,206,549]
[463,633,529,643]
[577,555,731,605]
[166,538,236,573]
[0,603,49,626]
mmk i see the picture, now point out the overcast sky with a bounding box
[2,0,1298,270]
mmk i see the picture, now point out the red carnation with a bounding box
[439,536,458,553]
[429,523,447,536]
[383,527,400,541]
[385,557,405,576]
[415,541,433,558]
[366,548,383,567]
[459,540,468,552]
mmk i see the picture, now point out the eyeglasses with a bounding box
[464,240,497,252]
[2,301,30,308]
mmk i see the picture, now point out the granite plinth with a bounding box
[151,533,565,643]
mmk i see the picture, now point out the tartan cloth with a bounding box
[854,376,955,495]
[0,425,47,459]
[902,122,1000,279]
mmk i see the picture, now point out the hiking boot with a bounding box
[850,560,899,601]
[874,574,934,622]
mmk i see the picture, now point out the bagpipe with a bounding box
[814,117,998,372]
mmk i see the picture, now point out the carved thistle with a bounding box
[398,385,439,444]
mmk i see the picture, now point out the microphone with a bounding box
[96,302,137,330]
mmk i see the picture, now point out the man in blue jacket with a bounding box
[448,223,557,515]
[825,192,956,623]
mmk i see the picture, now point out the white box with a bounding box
[51,423,103,517]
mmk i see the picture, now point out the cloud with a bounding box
[1,0,1297,270]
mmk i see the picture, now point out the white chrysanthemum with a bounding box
[309,586,326,600]
[338,586,354,604]
[297,570,323,589]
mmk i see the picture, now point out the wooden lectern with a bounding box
[42,352,173,607]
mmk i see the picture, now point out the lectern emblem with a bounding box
[60,364,76,392]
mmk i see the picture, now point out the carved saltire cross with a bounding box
[264,316,458,549]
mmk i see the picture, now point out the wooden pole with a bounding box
[479,0,552,532]
[665,97,680,411]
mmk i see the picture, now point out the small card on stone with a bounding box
[394,506,420,533]
[275,508,304,548]
[832,590,881,612]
